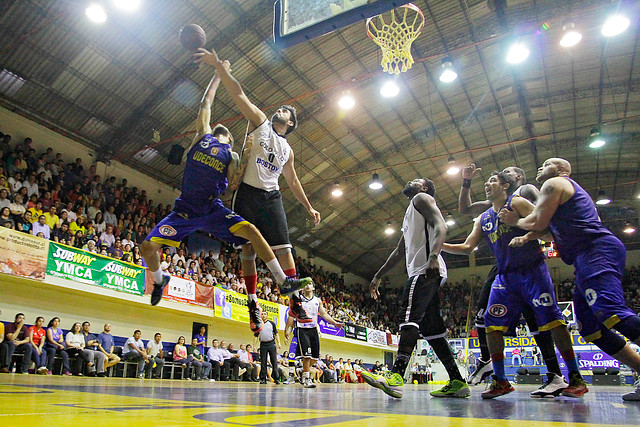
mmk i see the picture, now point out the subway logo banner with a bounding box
[46,242,145,296]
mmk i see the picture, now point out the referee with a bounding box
[254,311,281,384]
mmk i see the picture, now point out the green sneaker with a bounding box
[430,379,471,398]
[361,370,404,399]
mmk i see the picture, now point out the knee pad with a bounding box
[613,315,640,342]
[240,252,257,261]
[591,328,627,356]
[274,247,291,257]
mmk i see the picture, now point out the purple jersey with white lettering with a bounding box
[480,195,544,273]
[548,177,613,265]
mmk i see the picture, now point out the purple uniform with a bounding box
[481,195,563,334]
[146,134,249,247]
[548,177,634,341]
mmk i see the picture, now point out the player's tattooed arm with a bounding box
[227,134,254,191]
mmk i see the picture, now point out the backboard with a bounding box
[273,0,405,48]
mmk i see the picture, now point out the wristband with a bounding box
[462,179,472,188]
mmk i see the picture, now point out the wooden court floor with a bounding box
[1,375,639,426]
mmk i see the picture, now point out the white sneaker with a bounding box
[530,373,568,398]
[467,359,493,385]
[238,368,247,378]
[622,379,640,402]
[209,379,216,382]
[303,377,316,388]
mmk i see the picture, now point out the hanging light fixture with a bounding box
[331,183,343,197]
[589,127,606,149]
[384,221,394,235]
[369,173,383,190]
[595,189,611,205]
[380,80,400,98]
[506,41,530,64]
[86,3,107,23]
[447,156,460,176]
[439,57,458,83]
[623,222,636,234]
[602,14,630,37]
[559,22,582,47]
[338,91,355,110]
[445,213,456,226]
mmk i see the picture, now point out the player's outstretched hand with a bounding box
[462,163,481,180]
[370,277,381,300]
[508,236,526,247]
[333,321,344,329]
[498,208,518,226]
[193,47,218,66]
[308,207,321,225]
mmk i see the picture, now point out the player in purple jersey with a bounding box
[500,158,640,401]
[444,171,587,399]
[141,63,311,333]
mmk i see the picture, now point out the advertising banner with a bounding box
[0,228,48,280]
[367,328,387,346]
[557,351,620,371]
[46,242,145,296]
[344,323,367,342]
[318,317,345,337]
[214,286,280,327]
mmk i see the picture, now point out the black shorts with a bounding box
[233,183,291,249]
[399,271,447,340]
[295,327,320,359]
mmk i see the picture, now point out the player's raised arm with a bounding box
[194,48,266,130]
[459,163,490,215]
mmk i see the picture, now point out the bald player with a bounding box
[500,158,640,401]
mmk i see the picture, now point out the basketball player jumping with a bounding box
[499,158,640,401]
[141,62,311,311]
[459,164,568,398]
[363,178,470,399]
[194,47,321,333]
[284,281,343,388]
[443,171,588,399]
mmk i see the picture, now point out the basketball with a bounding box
[179,24,206,51]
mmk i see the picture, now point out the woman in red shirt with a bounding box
[28,316,48,374]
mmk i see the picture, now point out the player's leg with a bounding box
[522,305,562,376]
[468,265,497,385]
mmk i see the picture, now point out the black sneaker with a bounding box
[279,277,313,296]
[248,299,264,333]
[259,379,267,384]
[288,292,312,323]
[151,274,170,306]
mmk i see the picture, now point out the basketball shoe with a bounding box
[622,379,640,401]
[561,372,589,398]
[481,376,515,399]
[279,277,313,296]
[530,373,568,398]
[467,359,493,385]
[361,370,404,399]
[303,377,316,388]
[288,292,312,323]
[248,299,263,333]
[151,274,170,306]
[430,379,471,398]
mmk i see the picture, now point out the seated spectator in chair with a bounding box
[353,359,364,383]
[28,316,48,375]
[0,207,14,229]
[123,330,149,379]
[343,359,357,383]
[31,215,50,239]
[53,221,71,243]
[173,336,191,381]
[97,323,120,370]
[206,338,226,381]
[511,347,522,366]
[335,358,346,383]
[220,341,243,381]
[188,338,212,381]
[0,313,33,374]
[371,361,382,374]
[44,317,70,375]
[65,322,93,376]
[228,343,252,381]
[146,333,165,379]
[81,321,106,377]
[316,358,336,383]
[238,344,259,382]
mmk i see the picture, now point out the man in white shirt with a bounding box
[206,339,226,381]
[99,225,115,247]
[103,205,117,226]
[172,248,186,267]
[122,330,149,379]
[146,333,165,379]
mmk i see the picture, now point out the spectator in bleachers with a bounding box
[145,333,165,379]
[64,322,93,376]
[31,215,50,239]
[188,337,212,381]
[0,188,10,209]
[0,313,32,374]
[0,207,14,228]
[97,323,120,371]
[122,330,149,379]
[81,322,106,377]
[99,224,115,248]
[173,336,191,381]
[28,316,48,375]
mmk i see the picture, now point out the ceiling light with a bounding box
[331,183,343,197]
[589,127,606,149]
[338,91,355,110]
[595,190,610,206]
[439,57,458,83]
[559,22,582,47]
[369,173,383,190]
[112,0,142,12]
[445,213,456,226]
[384,221,394,235]
[86,4,107,23]
[623,223,636,234]
[380,80,399,98]
[602,14,630,37]
[447,156,460,176]
[506,42,530,64]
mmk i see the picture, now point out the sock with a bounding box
[560,349,580,375]
[477,327,491,361]
[244,274,257,295]
[491,353,506,381]
[265,259,287,284]
[392,351,411,375]
[248,294,257,303]
[284,268,297,279]
[150,268,163,285]
[304,371,310,380]
[536,332,562,376]
[429,337,464,382]
[289,362,295,380]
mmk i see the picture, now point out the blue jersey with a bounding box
[174,134,232,216]
[480,195,544,273]
[548,177,613,265]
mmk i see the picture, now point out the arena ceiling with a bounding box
[1,0,639,280]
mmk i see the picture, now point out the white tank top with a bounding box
[402,195,447,282]
[296,295,320,328]
[243,120,291,192]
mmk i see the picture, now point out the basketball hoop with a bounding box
[366,3,425,75]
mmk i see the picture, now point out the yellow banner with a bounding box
[214,286,281,328]
[0,227,48,281]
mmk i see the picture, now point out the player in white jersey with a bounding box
[195,47,321,332]
[362,178,470,399]
[284,281,343,388]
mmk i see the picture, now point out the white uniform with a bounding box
[402,195,447,283]
[296,295,320,329]
[244,120,291,191]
